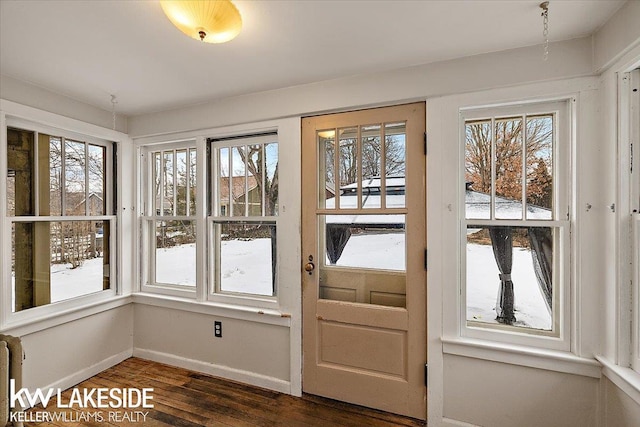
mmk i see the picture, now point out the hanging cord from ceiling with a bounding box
[540,1,549,61]
[110,94,118,131]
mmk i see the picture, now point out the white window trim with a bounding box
[139,139,198,299]
[134,119,300,314]
[207,134,279,309]
[459,100,573,351]
[630,68,640,373]
[0,100,127,332]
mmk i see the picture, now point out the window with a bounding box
[461,101,570,347]
[209,134,278,298]
[141,142,197,292]
[6,127,115,313]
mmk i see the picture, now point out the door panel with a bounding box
[302,103,427,419]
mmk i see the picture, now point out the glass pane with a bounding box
[495,118,523,219]
[217,222,276,296]
[465,120,491,219]
[88,144,105,215]
[218,147,230,216]
[361,124,381,209]
[466,226,553,331]
[319,214,406,308]
[245,145,263,216]
[50,137,63,216]
[265,143,278,216]
[526,115,554,220]
[155,219,196,286]
[318,130,336,209]
[7,128,35,216]
[12,220,110,313]
[64,140,86,216]
[338,127,358,208]
[232,146,246,216]
[153,152,161,215]
[163,151,174,215]
[176,149,188,216]
[189,148,197,216]
[385,122,406,208]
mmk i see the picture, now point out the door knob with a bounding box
[304,262,315,274]
[304,255,315,275]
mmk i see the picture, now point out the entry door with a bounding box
[302,103,427,419]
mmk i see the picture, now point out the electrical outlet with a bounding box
[214,321,222,338]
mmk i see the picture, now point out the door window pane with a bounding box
[319,214,406,307]
[385,122,406,208]
[362,125,382,209]
[339,127,358,208]
[318,130,336,209]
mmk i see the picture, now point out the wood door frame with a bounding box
[301,102,427,419]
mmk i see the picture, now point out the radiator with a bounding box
[0,335,23,427]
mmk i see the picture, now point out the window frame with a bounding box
[139,139,199,298]
[459,100,572,351]
[207,133,280,309]
[1,115,118,329]
[630,68,640,373]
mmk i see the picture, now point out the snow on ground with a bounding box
[50,258,105,302]
[329,232,405,270]
[467,243,551,330]
[220,238,273,295]
[156,243,196,286]
[12,235,551,331]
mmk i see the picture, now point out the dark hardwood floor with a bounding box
[25,357,426,426]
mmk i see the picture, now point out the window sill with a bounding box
[597,356,640,405]
[132,293,291,327]
[0,295,132,336]
[442,337,601,378]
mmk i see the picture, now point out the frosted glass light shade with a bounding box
[160,0,242,44]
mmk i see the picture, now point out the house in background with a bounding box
[1,1,640,426]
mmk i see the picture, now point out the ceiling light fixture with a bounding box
[160,0,242,44]
[540,1,550,61]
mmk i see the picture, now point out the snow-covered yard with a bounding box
[12,235,551,331]
[467,243,551,330]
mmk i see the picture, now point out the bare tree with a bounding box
[465,117,553,207]
[239,144,278,215]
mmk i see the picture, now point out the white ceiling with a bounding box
[0,0,625,116]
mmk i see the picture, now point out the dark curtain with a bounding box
[489,226,516,324]
[326,225,352,264]
[528,227,553,314]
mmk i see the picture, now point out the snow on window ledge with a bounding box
[132,293,291,327]
[442,337,601,378]
[597,356,640,405]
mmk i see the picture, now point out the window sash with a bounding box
[6,131,114,218]
[459,100,571,350]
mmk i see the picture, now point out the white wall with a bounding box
[1,1,639,423]
[602,376,640,427]
[133,305,291,392]
[0,75,127,133]
[128,37,592,137]
[594,2,640,422]
[20,305,133,392]
[444,355,599,427]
